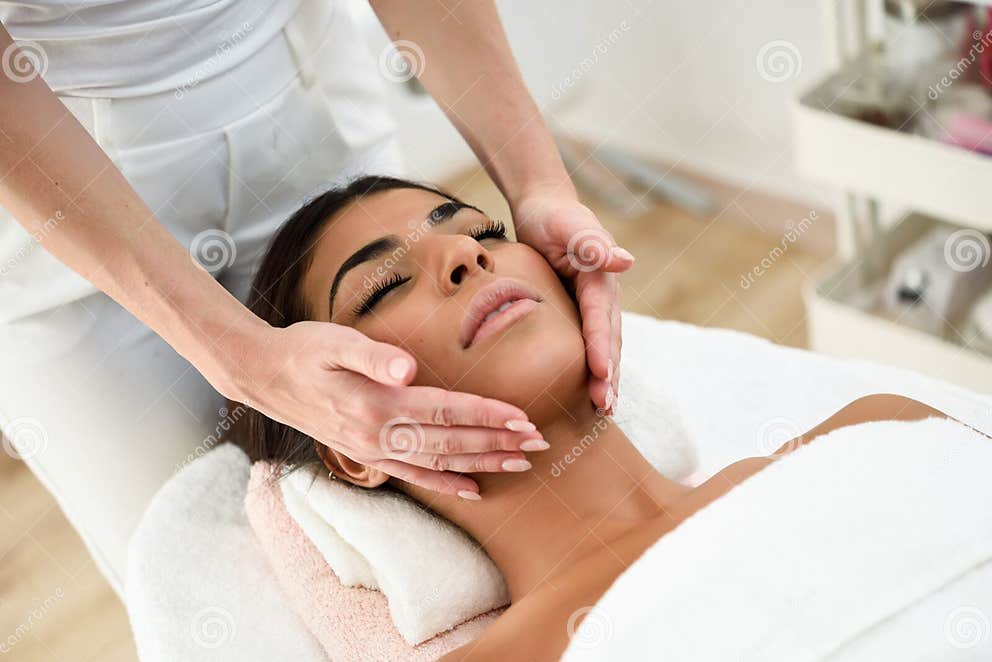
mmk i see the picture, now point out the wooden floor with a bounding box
[0,167,831,660]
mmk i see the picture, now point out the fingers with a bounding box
[395,385,532,430]
[371,459,481,499]
[326,325,417,387]
[399,450,533,473]
[588,377,611,414]
[378,423,547,455]
[609,277,622,409]
[575,271,622,413]
[575,270,613,384]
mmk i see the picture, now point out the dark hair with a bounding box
[226,174,470,473]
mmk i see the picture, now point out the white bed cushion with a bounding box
[126,313,992,661]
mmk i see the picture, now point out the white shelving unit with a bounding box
[794,0,992,392]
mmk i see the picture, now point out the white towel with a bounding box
[280,470,377,589]
[563,417,992,660]
[280,465,510,645]
[127,444,326,662]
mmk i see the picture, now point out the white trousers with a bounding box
[0,0,403,597]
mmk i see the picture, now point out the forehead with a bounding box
[301,187,450,318]
[325,187,448,261]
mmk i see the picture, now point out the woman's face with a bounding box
[298,187,588,420]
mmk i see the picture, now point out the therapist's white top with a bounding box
[0,0,302,97]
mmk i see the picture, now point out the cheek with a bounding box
[355,312,456,389]
[509,249,581,324]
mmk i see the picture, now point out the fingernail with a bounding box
[502,458,532,472]
[607,359,614,384]
[606,385,615,411]
[505,419,536,432]
[388,357,412,381]
[519,439,550,452]
[457,490,482,501]
[612,246,635,262]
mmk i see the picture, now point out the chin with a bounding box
[458,315,588,422]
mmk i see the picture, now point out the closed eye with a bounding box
[353,273,410,317]
[467,219,507,242]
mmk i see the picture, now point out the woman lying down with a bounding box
[235,175,991,660]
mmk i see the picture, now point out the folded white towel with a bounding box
[280,470,377,589]
[278,342,697,645]
[563,417,992,661]
[280,465,510,645]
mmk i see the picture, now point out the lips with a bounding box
[459,278,543,348]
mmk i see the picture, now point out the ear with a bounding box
[314,443,390,488]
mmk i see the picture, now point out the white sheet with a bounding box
[563,417,992,661]
[126,313,992,661]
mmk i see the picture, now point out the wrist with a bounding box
[508,176,578,212]
[200,309,272,403]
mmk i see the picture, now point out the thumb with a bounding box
[328,326,417,386]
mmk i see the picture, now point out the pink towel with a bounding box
[244,462,502,661]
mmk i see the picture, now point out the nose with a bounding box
[439,235,493,294]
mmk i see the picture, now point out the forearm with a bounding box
[0,27,263,394]
[369,0,575,208]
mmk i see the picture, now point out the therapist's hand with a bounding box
[512,192,633,414]
[227,321,543,499]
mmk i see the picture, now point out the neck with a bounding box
[404,399,692,602]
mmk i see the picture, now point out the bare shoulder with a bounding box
[770,393,968,456]
[437,590,571,661]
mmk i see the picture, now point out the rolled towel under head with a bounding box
[279,465,510,645]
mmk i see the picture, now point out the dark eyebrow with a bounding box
[426,200,483,226]
[329,236,401,317]
[327,199,484,316]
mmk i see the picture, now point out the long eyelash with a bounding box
[353,273,410,317]
[468,219,507,242]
